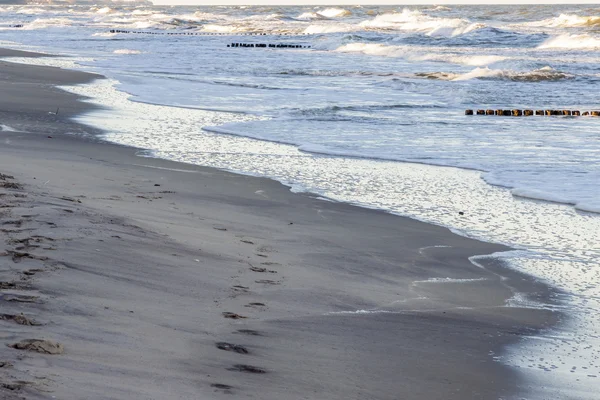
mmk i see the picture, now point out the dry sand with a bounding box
[0,49,558,399]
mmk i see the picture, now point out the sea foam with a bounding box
[539,34,600,50]
[359,8,484,37]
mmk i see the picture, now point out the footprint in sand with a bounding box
[215,342,249,354]
[256,245,275,254]
[210,383,234,393]
[227,364,266,374]
[260,261,280,266]
[0,314,41,326]
[245,302,266,308]
[249,266,277,274]
[2,294,39,303]
[255,279,280,285]
[0,281,19,290]
[234,329,262,336]
[222,312,247,320]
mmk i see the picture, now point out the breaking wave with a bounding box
[523,13,600,29]
[316,8,352,19]
[538,34,600,50]
[359,8,485,37]
[113,49,143,54]
[303,23,358,34]
[335,43,507,67]
[416,66,571,82]
[296,12,328,21]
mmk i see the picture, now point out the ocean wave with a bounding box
[416,66,572,82]
[413,277,488,284]
[429,6,452,12]
[294,103,443,118]
[335,42,404,56]
[523,13,600,29]
[25,17,75,29]
[202,23,248,33]
[538,34,600,50]
[15,7,47,15]
[277,68,401,77]
[411,53,507,67]
[96,7,116,15]
[511,188,575,205]
[131,9,155,16]
[296,8,351,21]
[113,49,143,55]
[92,32,117,37]
[359,8,485,37]
[303,23,358,34]
[575,202,600,214]
[211,80,286,90]
[296,12,328,21]
[316,8,352,19]
[335,43,507,67]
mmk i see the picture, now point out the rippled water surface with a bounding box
[1,4,599,398]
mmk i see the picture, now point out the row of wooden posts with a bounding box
[108,29,304,36]
[465,109,600,116]
[228,43,310,48]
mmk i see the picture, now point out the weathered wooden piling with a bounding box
[465,108,590,117]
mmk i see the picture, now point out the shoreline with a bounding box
[0,49,561,399]
[3,48,597,217]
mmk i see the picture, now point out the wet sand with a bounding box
[0,50,558,399]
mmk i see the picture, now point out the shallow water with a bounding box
[1,4,599,398]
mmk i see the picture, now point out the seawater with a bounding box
[1,4,599,399]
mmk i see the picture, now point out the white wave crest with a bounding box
[16,7,46,15]
[538,34,600,50]
[335,43,403,56]
[411,53,507,67]
[335,43,506,67]
[524,13,600,28]
[359,8,484,37]
[26,17,73,29]
[113,49,143,55]
[203,24,245,33]
[96,7,114,15]
[131,9,154,16]
[92,32,117,37]
[1,124,18,132]
[304,23,357,34]
[316,8,352,18]
[296,12,327,20]
[430,6,452,11]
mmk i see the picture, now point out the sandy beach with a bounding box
[0,49,558,400]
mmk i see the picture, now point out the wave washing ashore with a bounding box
[0,3,599,399]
